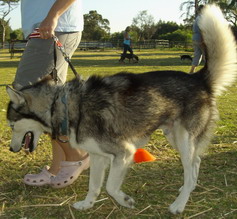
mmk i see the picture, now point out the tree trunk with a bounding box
[1,24,6,49]
[195,0,199,17]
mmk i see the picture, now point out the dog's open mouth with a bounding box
[22,132,34,153]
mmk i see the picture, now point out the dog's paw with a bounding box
[73,200,94,210]
[169,200,185,214]
[124,195,135,208]
[115,194,135,208]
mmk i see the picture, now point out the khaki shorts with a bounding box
[13,31,82,89]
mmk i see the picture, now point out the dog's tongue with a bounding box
[23,133,31,154]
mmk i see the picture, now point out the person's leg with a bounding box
[48,139,89,188]
[12,37,55,89]
[190,41,202,73]
[123,44,128,55]
[56,140,88,162]
[51,139,90,188]
[127,46,133,55]
[120,44,128,63]
[54,32,82,84]
[48,32,90,188]
[189,65,196,74]
[49,139,88,175]
[48,140,66,175]
[16,37,64,185]
[17,31,88,187]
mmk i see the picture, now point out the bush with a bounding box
[159,29,192,42]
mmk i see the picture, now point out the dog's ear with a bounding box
[6,86,25,105]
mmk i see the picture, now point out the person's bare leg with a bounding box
[48,139,88,175]
[58,140,88,161]
[48,140,66,175]
[50,138,89,188]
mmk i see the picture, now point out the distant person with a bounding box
[119,26,139,63]
[122,26,133,56]
[190,5,205,73]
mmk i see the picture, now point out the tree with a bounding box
[159,29,192,42]
[219,0,237,27]
[10,28,23,40]
[0,0,19,47]
[152,20,181,39]
[83,10,110,41]
[180,0,237,26]
[132,10,156,40]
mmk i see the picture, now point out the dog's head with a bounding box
[6,86,49,153]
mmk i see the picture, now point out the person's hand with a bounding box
[39,16,58,39]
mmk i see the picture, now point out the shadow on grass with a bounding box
[0,61,20,68]
[0,149,236,218]
[69,57,192,68]
[0,51,192,70]
[73,51,188,58]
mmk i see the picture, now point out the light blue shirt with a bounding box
[21,0,84,38]
[123,32,131,45]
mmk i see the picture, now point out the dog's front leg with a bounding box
[106,151,135,208]
[73,153,109,210]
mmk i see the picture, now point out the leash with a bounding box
[52,35,80,80]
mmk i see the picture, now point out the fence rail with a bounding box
[77,40,193,50]
[6,39,193,54]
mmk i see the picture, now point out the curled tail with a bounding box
[199,4,237,96]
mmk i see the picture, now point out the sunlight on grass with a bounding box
[0,48,236,219]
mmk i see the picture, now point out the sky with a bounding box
[7,0,187,33]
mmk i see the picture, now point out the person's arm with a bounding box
[39,0,76,39]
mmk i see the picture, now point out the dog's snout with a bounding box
[9,147,14,152]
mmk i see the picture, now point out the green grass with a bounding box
[0,48,237,219]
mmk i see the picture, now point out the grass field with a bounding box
[0,48,237,219]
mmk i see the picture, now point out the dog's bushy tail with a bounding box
[199,4,237,96]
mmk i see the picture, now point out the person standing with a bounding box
[12,0,89,188]
[122,26,133,56]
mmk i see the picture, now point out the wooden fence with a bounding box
[7,39,193,57]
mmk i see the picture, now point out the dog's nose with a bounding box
[9,147,14,152]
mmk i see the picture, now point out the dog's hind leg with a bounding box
[177,150,201,194]
[73,153,109,210]
[164,121,196,214]
[191,153,201,191]
[105,143,136,208]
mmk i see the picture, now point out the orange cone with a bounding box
[134,148,156,163]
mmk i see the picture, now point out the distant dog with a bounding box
[119,53,139,63]
[6,5,237,215]
[180,55,193,61]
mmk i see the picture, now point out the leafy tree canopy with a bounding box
[180,0,237,26]
[132,10,156,40]
[83,10,110,41]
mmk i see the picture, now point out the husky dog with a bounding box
[6,5,237,214]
